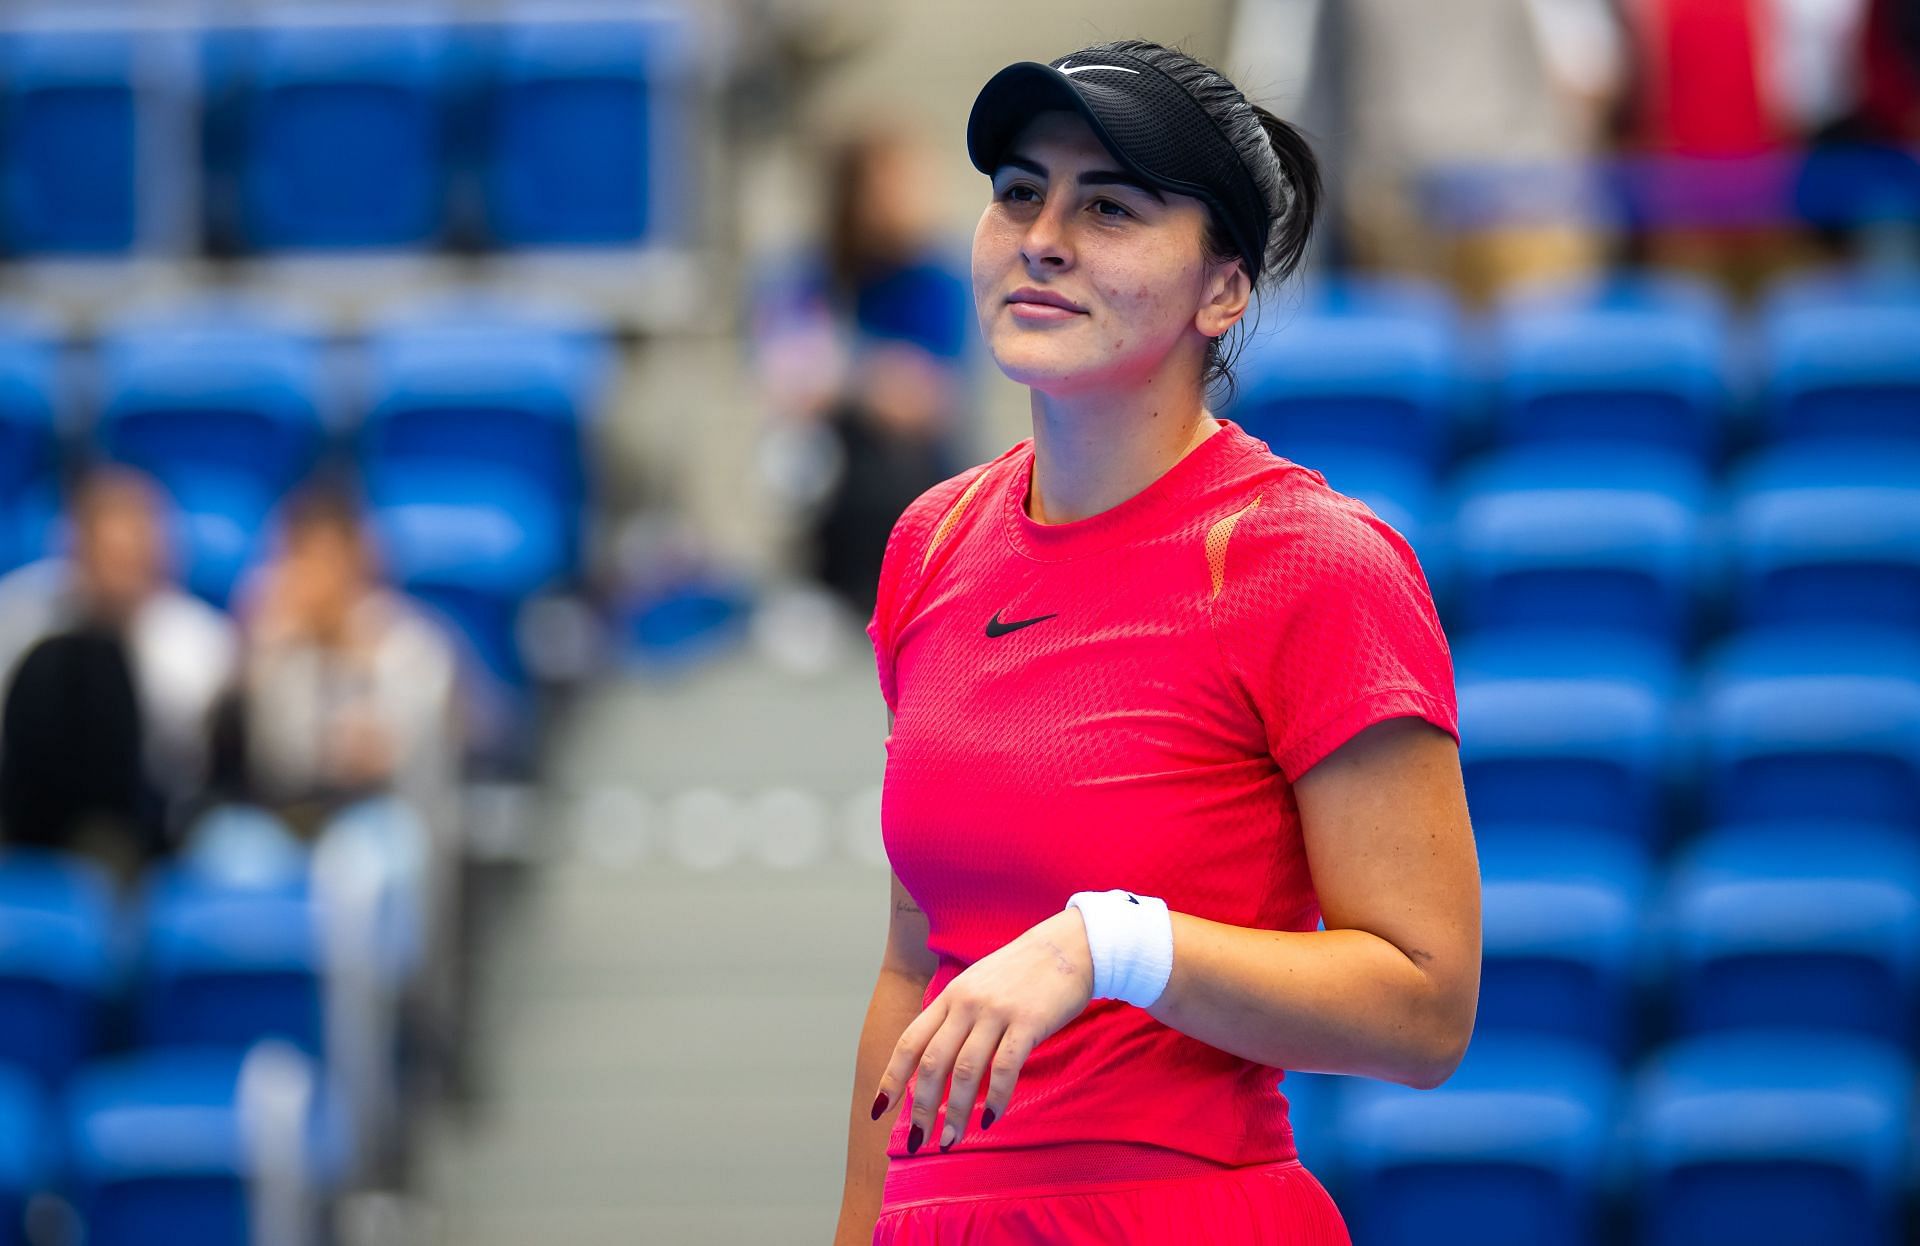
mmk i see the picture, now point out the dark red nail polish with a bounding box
[907,1124,924,1154]
[981,1107,996,1131]
[871,1092,889,1120]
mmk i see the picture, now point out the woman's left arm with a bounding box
[1143,714,1480,1090]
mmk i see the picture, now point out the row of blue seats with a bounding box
[0,297,612,687]
[1339,437,1920,652]
[1472,821,1920,1059]
[1454,624,1920,848]
[1222,268,1920,472]
[0,2,692,254]
[1284,1028,1917,1246]
[0,835,413,1245]
[0,1043,337,1246]
[0,844,410,1092]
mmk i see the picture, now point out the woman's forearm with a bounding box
[833,965,933,1246]
[1143,915,1470,1090]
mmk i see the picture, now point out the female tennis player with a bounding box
[833,38,1480,1245]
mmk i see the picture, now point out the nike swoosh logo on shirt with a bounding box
[985,610,1058,638]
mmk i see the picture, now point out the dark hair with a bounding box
[1076,38,1322,408]
[278,474,366,543]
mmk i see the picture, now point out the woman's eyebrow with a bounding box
[997,153,1166,204]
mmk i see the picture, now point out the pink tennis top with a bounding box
[866,417,1459,1198]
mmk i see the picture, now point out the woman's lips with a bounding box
[1008,300,1086,321]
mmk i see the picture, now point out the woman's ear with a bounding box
[1195,257,1252,339]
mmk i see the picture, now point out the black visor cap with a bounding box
[966,51,1270,283]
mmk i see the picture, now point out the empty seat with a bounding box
[236,9,451,250]
[1628,1030,1913,1246]
[1656,822,1920,1045]
[136,865,325,1059]
[0,311,63,573]
[1725,439,1920,632]
[368,466,565,690]
[0,849,118,1089]
[1336,1033,1619,1246]
[0,24,142,253]
[0,1065,51,1246]
[1226,274,1463,476]
[1455,629,1684,847]
[362,300,611,580]
[65,1044,332,1246]
[1490,272,1732,462]
[95,301,327,605]
[483,9,686,247]
[1446,444,1712,648]
[1696,625,1920,832]
[1478,829,1652,1060]
[1758,269,1920,445]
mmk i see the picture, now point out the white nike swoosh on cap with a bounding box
[1058,61,1140,75]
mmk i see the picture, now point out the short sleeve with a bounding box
[1214,492,1460,784]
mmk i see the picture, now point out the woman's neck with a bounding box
[1025,379,1221,525]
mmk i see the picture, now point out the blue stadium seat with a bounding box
[1725,439,1920,632]
[1478,829,1651,1060]
[0,850,118,1090]
[65,1044,333,1246]
[1758,269,1920,445]
[0,25,140,253]
[1657,822,1920,1046]
[368,466,565,690]
[1226,274,1463,476]
[0,311,62,573]
[361,300,610,580]
[1445,444,1712,649]
[0,1065,52,1246]
[1455,629,1684,847]
[95,301,328,606]
[236,11,452,250]
[1335,1033,1619,1246]
[483,10,686,247]
[136,865,325,1059]
[1489,272,1732,461]
[1628,1031,1913,1246]
[1697,625,1920,832]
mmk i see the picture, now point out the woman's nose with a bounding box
[1020,201,1073,270]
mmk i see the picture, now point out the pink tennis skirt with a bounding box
[873,1142,1351,1245]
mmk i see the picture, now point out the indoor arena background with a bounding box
[0,1,1915,1244]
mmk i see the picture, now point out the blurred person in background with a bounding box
[1606,0,1911,291]
[1794,0,1920,263]
[0,464,236,878]
[1231,0,1619,306]
[199,479,468,1126]
[223,481,460,841]
[750,123,974,618]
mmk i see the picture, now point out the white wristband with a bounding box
[1065,889,1174,1009]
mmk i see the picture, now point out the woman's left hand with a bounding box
[872,909,1096,1152]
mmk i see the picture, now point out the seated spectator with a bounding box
[748,122,974,617]
[227,482,460,837]
[0,627,156,882]
[0,464,238,859]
